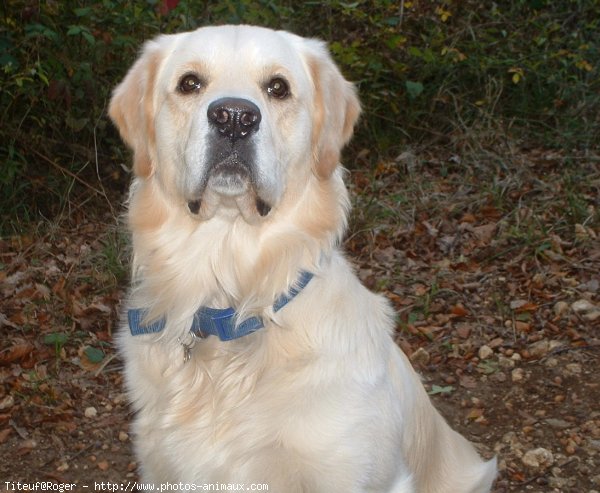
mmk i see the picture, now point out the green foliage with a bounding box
[84,345,105,364]
[1,1,599,230]
[43,332,69,360]
[1,1,163,228]
[428,384,454,396]
[324,0,600,151]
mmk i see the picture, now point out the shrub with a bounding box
[1,0,598,231]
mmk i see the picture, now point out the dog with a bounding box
[109,24,496,492]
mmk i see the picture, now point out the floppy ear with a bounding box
[109,39,164,178]
[306,40,361,179]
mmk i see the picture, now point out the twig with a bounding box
[94,352,119,377]
[93,100,117,219]
[398,0,405,30]
[31,148,104,196]
[9,419,29,439]
[538,344,600,363]
[38,442,94,471]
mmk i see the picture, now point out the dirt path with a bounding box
[1,150,598,491]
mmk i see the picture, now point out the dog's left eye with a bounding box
[178,73,203,94]
[266,77,290,99]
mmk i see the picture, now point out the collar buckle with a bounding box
[178,330,201,364]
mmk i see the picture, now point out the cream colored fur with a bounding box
[110,25,496,493]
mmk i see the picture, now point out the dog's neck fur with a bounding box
[126,168,349,333]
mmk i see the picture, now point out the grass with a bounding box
[97,226,130,287]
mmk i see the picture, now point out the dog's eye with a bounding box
[266,77,289,99]
[178,73,203,94]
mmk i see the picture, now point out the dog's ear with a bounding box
[109,39,165,178]
[305,40,361,179]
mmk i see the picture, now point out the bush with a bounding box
[1,0,598,231]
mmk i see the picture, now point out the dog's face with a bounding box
[110,25,360,223]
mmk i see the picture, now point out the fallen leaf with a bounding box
[409,347,430,365]
[488,337,504,348]
[35,283,51,300]
[515,302,539,313]
[514,321,531,332]
[509,299,539,311]
[0,428,11,443]
[52,277,67,299]
[510,471,526,482]
[480,204,502,219]
[510,299,527,310]
[466,408,484,420]
[459,375,478,389]
[450,304,470,317]
[413,284,429,296]
[460,213,477,223]
[17,438,36,455]
[472,223,497,244]
[0,395,14,410]
[0,313,20,330]
[0,341,34,366]
[456,324,471,339]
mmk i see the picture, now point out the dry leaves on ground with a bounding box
[0,147,599,491]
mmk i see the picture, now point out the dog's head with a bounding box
[109,25,360,223]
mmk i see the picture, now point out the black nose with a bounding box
[207,98,261,141]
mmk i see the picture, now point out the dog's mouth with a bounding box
[187,196,272,218]
[187,152,272,221]
[207,152,251,196]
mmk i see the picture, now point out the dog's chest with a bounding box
[131,344,324,483]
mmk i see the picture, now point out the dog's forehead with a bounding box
[170,25,307,75]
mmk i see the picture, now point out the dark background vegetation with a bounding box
[1,0,599,232]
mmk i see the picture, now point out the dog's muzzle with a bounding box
[187,97,272,219]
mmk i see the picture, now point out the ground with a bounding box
[1,147,598,492]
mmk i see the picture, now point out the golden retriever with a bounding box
[109,25,496,492]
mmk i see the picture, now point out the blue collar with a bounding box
[128,271,313,341]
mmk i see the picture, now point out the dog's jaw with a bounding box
[206,157,251,197]
[187,188,272,224]
[185,160,273,223]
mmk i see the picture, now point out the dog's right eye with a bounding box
[178,74,203,94]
